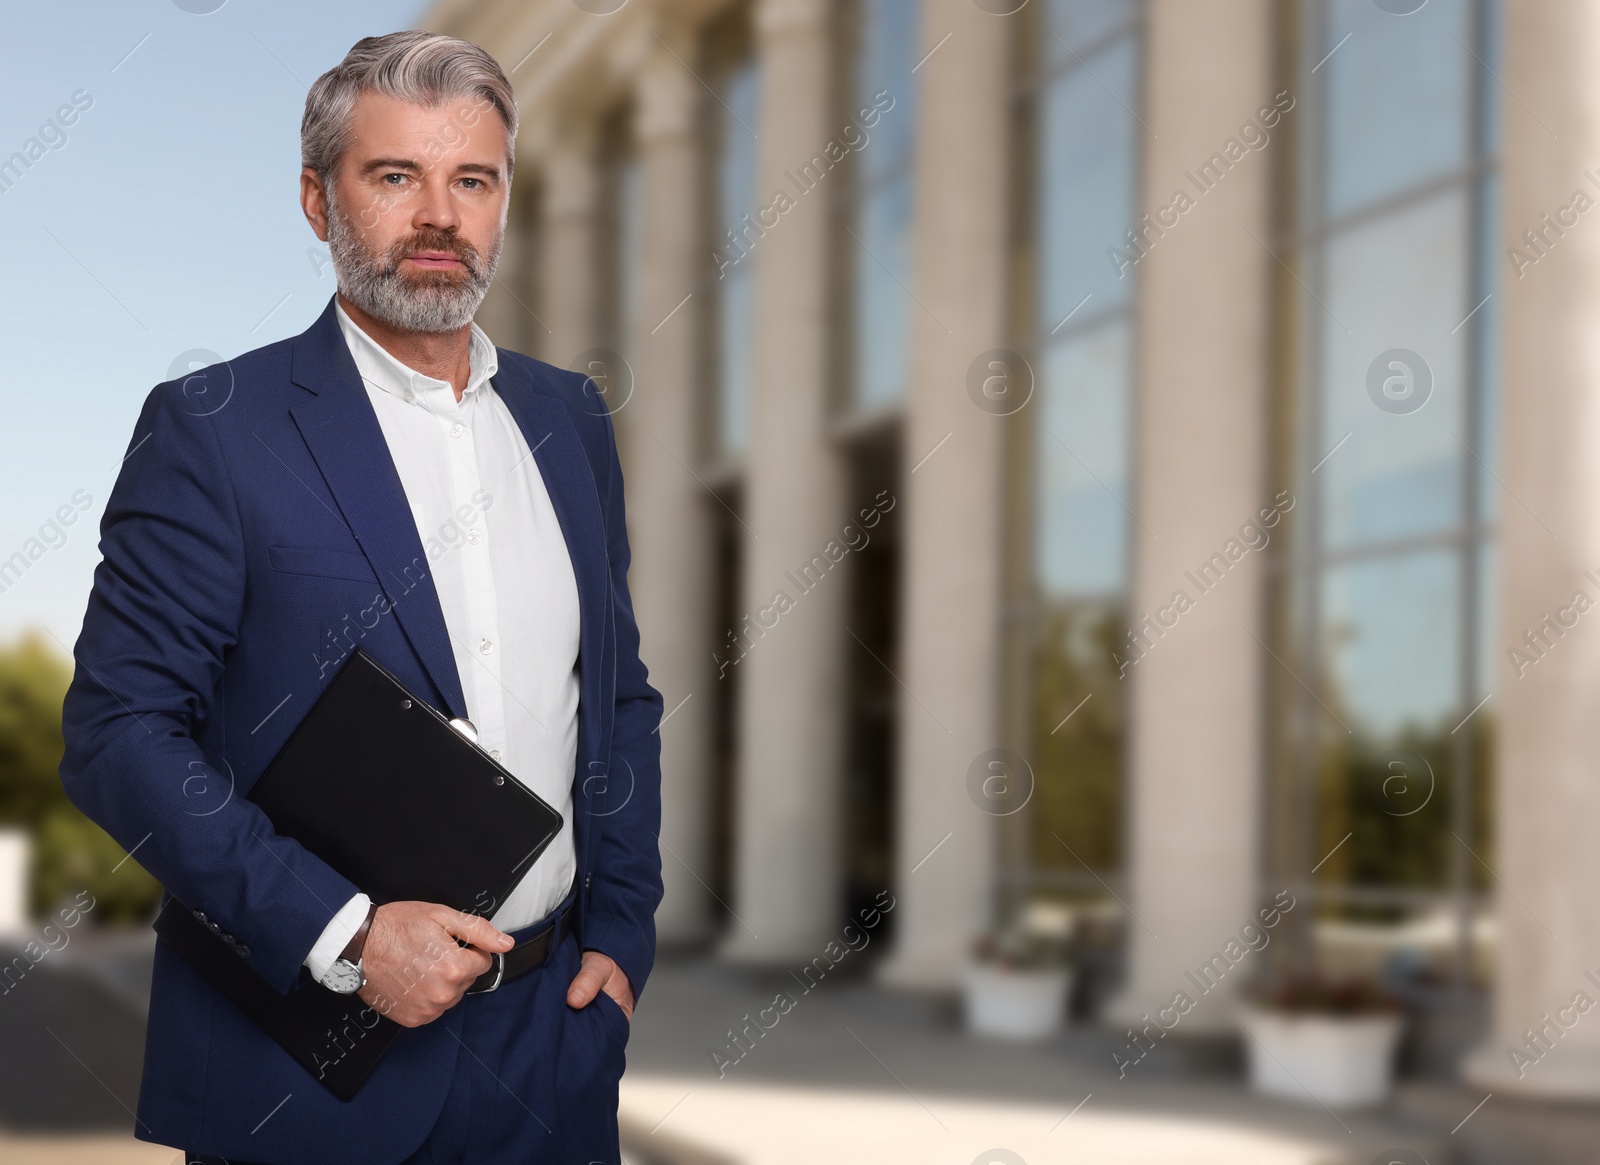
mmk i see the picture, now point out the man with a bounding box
[59,30,662,1165]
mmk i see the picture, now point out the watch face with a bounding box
[323,959,363,994]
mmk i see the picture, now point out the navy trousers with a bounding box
[188,926,629,1165]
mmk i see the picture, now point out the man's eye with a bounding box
[383,173,406,185]
[460,178,481,190]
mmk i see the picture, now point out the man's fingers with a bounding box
[431,944,491,986]
[439,907,514,953]
[566,965,601,1007]
[356,901,505,1028]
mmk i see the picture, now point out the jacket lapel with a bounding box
[282,297,612,786]
[286,298,467,718]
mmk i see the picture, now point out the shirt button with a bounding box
[490,749,502,761]
[404,390,416,404]
[467,529,482,545]
[451,423,465,438]
[479,638,494,655]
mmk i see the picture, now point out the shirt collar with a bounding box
[334,298,499,410]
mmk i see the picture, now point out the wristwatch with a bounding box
[322,901,378,995]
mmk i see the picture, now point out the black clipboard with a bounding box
[153,646,564,1100]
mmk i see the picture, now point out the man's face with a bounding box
[303,91,510,333]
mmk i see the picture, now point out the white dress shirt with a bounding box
[304,302,582,984]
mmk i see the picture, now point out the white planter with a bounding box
[963,962,1071,1041]
[0,829,28,937]
[1242,1008,1404,1108]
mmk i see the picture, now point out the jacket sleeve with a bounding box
[59,381,358,994]
[577,395,664,1000]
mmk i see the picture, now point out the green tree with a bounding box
[0,632,160,923]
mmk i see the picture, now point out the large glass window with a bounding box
[1014,0,1144,902]
[1274,0,1499,983]
[700,14,759,915]
[704,12,760,462]
[840,0,919,415]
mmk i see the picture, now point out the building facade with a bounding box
[423,0,1600,1094]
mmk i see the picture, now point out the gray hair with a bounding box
[301,31,517,185]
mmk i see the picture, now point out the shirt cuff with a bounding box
[304,892,371,984]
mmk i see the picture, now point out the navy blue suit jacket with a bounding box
[59,296,663,1161]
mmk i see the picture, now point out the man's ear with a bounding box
[300,167,331,243]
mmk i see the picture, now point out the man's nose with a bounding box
[413,177,460,232]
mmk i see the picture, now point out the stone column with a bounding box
[1463,1,1600,1098]
[722,0,845,962]
[874,0,1010,991]
[624,27,718,946]
[1109,0,1274,1032]
[538,131,601,369]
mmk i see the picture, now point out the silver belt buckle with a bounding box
[478,950,506,993]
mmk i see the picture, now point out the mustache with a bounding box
[384,231,482,275]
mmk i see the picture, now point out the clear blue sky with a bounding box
[0,0,428,653]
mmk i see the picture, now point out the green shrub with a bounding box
[0,633,161,924]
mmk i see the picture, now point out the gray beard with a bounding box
[325,190,502,334]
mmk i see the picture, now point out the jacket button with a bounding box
[235,945,251,959]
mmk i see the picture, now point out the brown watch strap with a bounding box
[338,901,379,965]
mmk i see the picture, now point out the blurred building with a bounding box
[421,0,1600,1095]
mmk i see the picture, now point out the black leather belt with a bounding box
[464,897,574,994]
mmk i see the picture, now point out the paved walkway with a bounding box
[10,941,1600,1163]
[620,1076,1404,1165]
[615,957,1444,1165]
[0,1133,174,1165]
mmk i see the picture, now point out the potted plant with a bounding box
[1381,950,1488,1080]
[963,901,1074,1041]
[1241,971,1405,1108]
